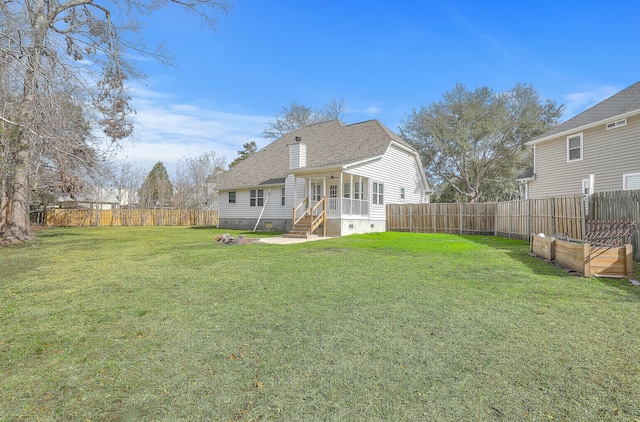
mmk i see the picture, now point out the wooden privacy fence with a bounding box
[40,209,218,227]
[386,196,585,241]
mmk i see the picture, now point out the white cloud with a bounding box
[345,104,383,116]
[117,84,270,175]
[362,105,382,114]
[563,85,620,119]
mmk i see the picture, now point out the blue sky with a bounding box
[122,0,640,175]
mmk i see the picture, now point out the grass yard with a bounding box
[1,227,640,421]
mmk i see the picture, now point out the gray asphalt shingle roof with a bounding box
[219,119,414,190]
[530,81,640,144]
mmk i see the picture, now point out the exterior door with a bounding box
[310,182,323,207]
[328,183,338,214]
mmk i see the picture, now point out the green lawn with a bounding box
[1,227,639,421]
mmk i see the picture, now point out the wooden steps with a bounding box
[284,215,322,239]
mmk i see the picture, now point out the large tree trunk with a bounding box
[3,147,33,241]
[0,2,47,243]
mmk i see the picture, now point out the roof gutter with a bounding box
[343,155,384,169]
[290,165,345,176]
[219,181,285,191]
[526,108,640,145]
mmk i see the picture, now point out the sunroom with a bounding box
[287,170,385,237]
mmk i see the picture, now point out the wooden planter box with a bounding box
[530,234,633,278]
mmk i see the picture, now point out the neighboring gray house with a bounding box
[218,119,432,237]
[55,187,138,210]
[523,81,640,199]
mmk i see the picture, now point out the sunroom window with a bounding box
[372,182,384,205]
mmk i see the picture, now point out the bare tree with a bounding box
[90,159,145,209]
[263,97,345,139]
[174,151,226,210]
[0,0,232,243]
[320,97,345,121]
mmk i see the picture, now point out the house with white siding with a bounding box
[523,81,640,199]
[217,119,432,237]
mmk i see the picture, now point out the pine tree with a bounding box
[139,162,174,208]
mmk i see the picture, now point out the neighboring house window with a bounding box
[606,119,627,130]
[250,189,264,206]
[281,187,286,206]
[400,187,405,200]
[567,133,583,162]
[582,179,590,195]
[229,191,236,204]
[623,172,640,190]
[372,182,384,205]
[343,183,350,199]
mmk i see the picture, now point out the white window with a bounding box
[623,172,640,190]
[372,182,384,205]
[281,187,285,206]
[312,184,322,202]
[352,179,366,200]
[343,183,350,199]
[606,119,627,130]
[329,184,337,198]
[250,189,264,207]
[567,133,583,162]
[400,187,405,200]
[229,191,236,204]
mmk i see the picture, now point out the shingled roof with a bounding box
[219,119,415,190]
[528,81,640,144]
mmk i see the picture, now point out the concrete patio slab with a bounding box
[259,236,331,245]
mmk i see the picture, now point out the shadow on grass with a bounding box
[35,229,83,238]
[187,225,284,238]
[239,231,283,238]
[461,234,561,273]
[465,234,640,298]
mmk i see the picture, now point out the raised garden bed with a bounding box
[530,234,633,278]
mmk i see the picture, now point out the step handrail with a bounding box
[309,197,326,236]
[292,197,309,227]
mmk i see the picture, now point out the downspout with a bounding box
[253,189,271,232]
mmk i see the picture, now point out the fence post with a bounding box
[527,199,531,241]
[459,204,462,236]
[509,203,513,239]
[410,205,413,233]
[550,199,555,236]
[433,204,436,234]
[583,195,589,240]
